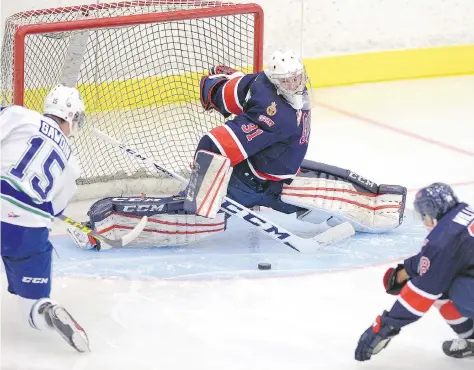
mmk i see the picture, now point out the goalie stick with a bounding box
[57,214,148,250]
[92,129,355,252]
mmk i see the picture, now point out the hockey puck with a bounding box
[258,263,271,270]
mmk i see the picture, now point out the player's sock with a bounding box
[442,338,474,358]
[30,298,90,352]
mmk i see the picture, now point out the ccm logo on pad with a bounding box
[22,277,49,284]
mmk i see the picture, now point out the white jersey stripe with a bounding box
[223,125,248,159]
[397,296,424,317]
[207,133,227,157]
[407,281,442,300]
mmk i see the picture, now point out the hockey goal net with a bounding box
[1,0,263,199]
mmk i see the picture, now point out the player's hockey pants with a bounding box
[448,276,474,319]
[1,222,52,299]
[226,162,303,214]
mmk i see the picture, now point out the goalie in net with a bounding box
[70,50,407,251]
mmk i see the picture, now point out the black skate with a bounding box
[442,338,474,358]
[39,302,90,352]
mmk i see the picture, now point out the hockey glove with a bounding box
[67,223,96,250]
[355,311,401,361]
[210,65,238,75]
[209,65,245,79]
[199,75,226,111]
[383,264,408,295]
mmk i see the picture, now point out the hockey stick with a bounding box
[57,214,148,250]
[92,129,355,252]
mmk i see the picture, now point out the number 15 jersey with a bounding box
[0,105,81,228]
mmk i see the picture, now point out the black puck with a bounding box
[258,263,271,270]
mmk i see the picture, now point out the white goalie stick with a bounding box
[92,129,355,252]
[58,214,148,250]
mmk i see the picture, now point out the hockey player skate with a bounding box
[33,299,90,353]
[442,338,474,358]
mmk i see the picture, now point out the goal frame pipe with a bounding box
[12,3,264,106]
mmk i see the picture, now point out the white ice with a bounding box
[2,75,474,369]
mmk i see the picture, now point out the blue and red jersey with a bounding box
[198,72,311,182]
[383,203,474,329]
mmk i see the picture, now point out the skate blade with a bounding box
[54,307,91,353]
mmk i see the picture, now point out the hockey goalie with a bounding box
[69,50,407,251]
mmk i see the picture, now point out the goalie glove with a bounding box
[200,66,245,112]
[209,65,245,79]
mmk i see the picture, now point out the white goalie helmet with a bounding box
[44,84,86,136]
[265,50,308,96]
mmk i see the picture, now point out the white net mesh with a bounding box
[1,1,262,199]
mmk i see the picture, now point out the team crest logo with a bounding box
[266,102,277,116]
[418,256,430,276]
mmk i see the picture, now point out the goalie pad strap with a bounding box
[300,159,379,194]
[185,150,232,218]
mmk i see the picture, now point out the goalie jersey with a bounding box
[383,203,474,329]
[199,72,311,182]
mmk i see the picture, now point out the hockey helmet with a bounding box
[413,183,459,223]
[264,50,308,96]
[44,84,85,136]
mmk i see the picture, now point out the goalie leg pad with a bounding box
[85,195,227,247]
[185,150,233,219]
[281,170,406,233]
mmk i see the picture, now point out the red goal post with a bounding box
[1,1,264,199]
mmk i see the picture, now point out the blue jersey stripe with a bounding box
[0,180,54,216]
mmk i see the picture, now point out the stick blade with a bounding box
[313,222,355,247]
[120,216,148,246]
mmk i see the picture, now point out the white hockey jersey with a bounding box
[0,105,81,228]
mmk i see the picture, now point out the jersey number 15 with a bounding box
[9,137,65,200]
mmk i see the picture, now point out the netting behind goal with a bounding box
[1,1,263,199]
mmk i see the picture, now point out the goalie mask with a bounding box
[264,50,308,96]
[44,84,86,136]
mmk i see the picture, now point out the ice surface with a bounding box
[46,208,425,280]
[2,76,474,369]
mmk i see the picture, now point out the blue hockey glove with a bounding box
[355,311,401,361]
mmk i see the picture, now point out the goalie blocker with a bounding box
[68,195,227,250]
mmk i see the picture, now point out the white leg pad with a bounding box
[94,212,227,247]
[185,150,233,219]
[282,177,404,233]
